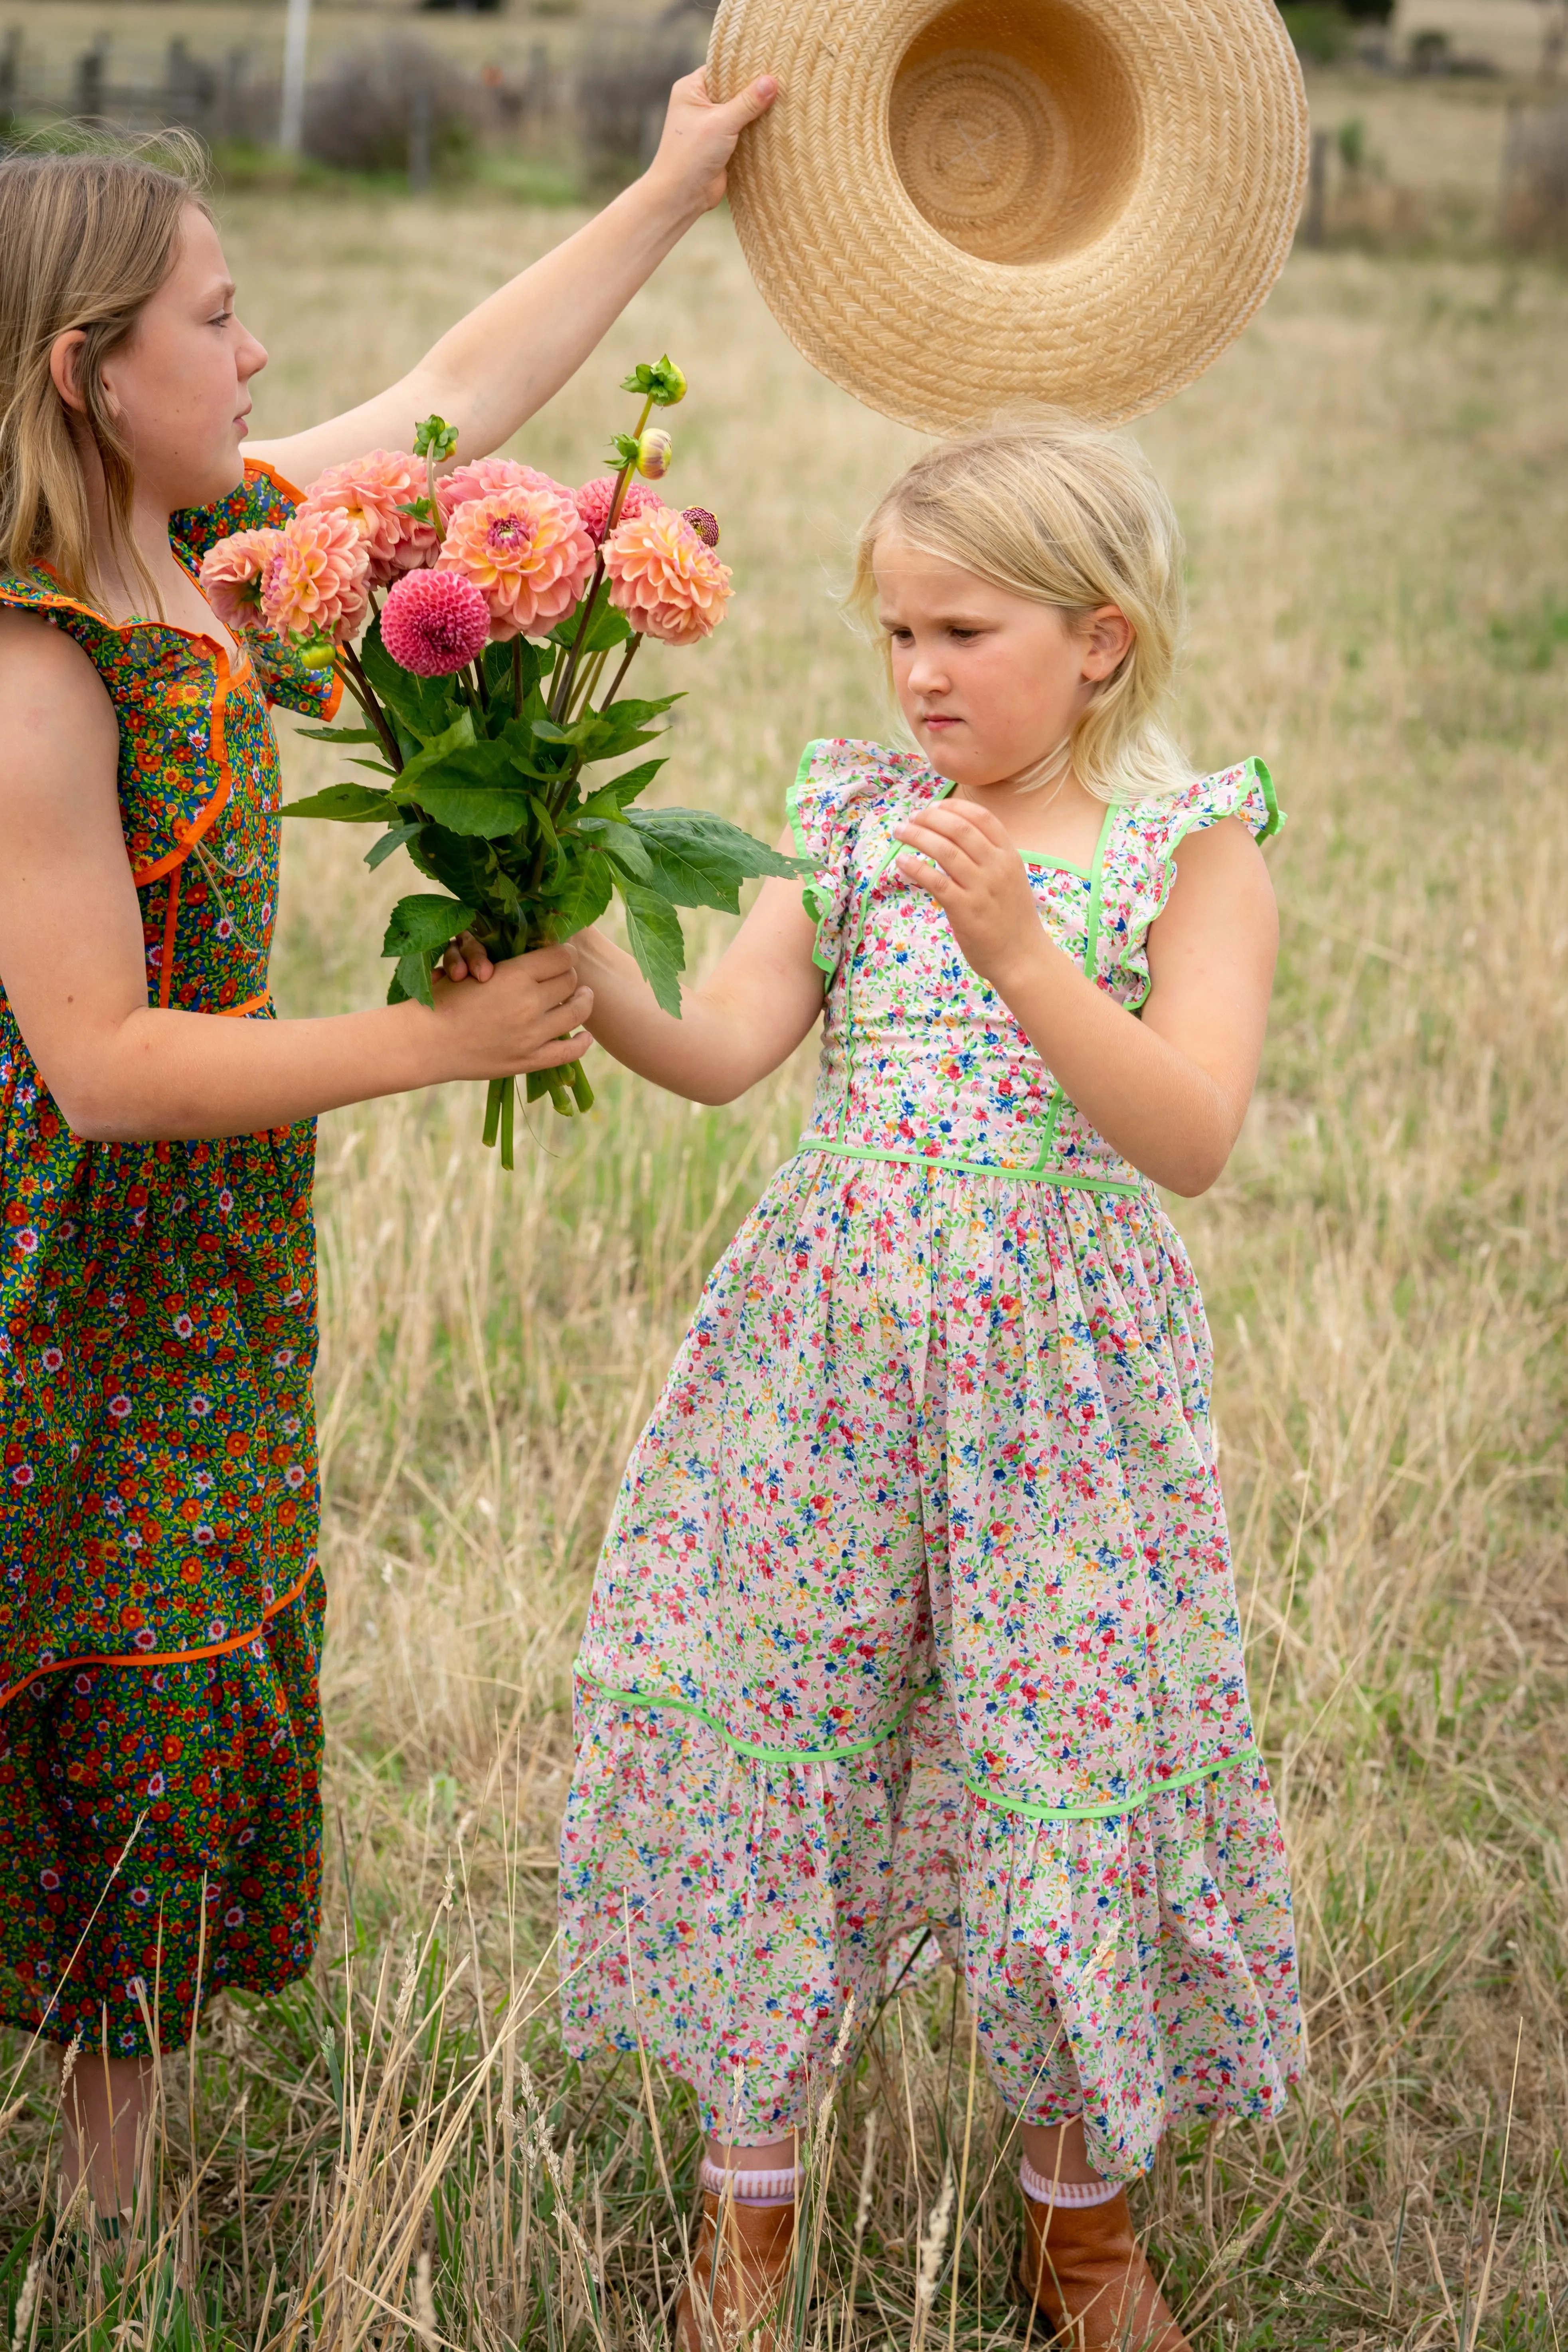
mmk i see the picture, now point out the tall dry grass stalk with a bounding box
[0,198,1564,2347]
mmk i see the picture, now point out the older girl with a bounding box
[454,413,1304,2346]
[0,70,773,2231]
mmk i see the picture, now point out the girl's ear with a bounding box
[49,330,90,417]
[1080,604,1134,682]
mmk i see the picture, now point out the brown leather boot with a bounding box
[672,2192,796,2351]
[1018,2189,1192,2351]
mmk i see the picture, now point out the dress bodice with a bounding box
[789,740,1281,1192]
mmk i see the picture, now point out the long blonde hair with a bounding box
[848,412,1193,805]
[0,138,210,609]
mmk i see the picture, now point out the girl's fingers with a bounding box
[894,853,949,896]
[456,931,494,981]
[892,823,982,884]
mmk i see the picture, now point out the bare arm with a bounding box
[0,617,593,1142]
[445,831,825,1105]
[247,70,777,486]
[890,800,1278,1195]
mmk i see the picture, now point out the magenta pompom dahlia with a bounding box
[572,475,666,546]
[381,567,492,677]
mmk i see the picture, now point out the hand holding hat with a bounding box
[707,0,1309,432]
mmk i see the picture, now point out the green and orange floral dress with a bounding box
[0,463,337,2057]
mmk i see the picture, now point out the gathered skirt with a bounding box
[0,1572,324,2056]
[558,1153,1303,2179]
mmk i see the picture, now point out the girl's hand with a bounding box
[892,800,1047,991]
[430,941,592,1081]
[645,67,780,219]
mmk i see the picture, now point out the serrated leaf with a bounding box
[618,880,686,1015]
[366,821,423,872]
[539,850,614,941]
[393,948,437,1008]
[393,712,479,796]
[282,782,398,823]
[383,894,477,960]
[579,816,653,882]
[629,808,811,881]
[414,778,533,839]
[576,759,665,821]
[296,724,384,745]
[531,716,587,747]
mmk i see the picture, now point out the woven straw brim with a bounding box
[708,0,1309,435]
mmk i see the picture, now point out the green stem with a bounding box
[569,1060,595,1112]
[482,1076,504,1150]
[499,1074,516,1169]
[597,632,643,714]
[338,643,402,771]
[511,637,523,721]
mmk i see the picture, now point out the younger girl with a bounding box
[0,70,772,2233]
[457,413,1303,2346]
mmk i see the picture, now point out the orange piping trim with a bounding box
[216,990,272,1019]
[157,863,182,1010]
[240,456,309,506]
[0,1562,318,1717]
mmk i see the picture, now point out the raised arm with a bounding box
[247,69,777,487]
[0,617,594,1141]
[445,833,826,1106]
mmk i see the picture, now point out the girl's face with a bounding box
[67,205,269,515]
[874,537,1131,793]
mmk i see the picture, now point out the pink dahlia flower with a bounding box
[603,505,733,647]
[200,528,287,630]
[302,449,437,584]
[571,474,666,546]
[260,505,371,647]
[437,485,594,640]
[381,568,491,677]
[435,457,573,528]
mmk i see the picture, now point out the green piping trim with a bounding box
[582,1674,945,1763]
[1021,851,1091,875]
[786,741,837,976]
[795,1140,1142,1195]
[1080,803,1116,979]
[1251,756,1283,842]
[964,1747,1260,1822]
[582,1675,1259,1819]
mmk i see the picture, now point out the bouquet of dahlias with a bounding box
[203,358,801,1165]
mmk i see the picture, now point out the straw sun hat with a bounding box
[707,0,1309,433]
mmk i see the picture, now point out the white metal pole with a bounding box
[279,0,311,154]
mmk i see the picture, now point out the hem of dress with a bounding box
[576,1675,1260,1820]
[0,1938,318,2055]
[0,1559,320,1716]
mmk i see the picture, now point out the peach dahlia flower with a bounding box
[437,485,594,639]
[260,504,370,647]
[200,528,287,631]
[302,450,437,583]
[435,457,574,528]
[603,505,733,647]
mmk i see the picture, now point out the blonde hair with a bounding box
[0,136,211,609]
[848,411,1193,805]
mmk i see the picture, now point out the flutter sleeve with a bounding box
[786,739,867,976]
[171,460,340,722]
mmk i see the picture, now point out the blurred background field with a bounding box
[1,8,1567,2349]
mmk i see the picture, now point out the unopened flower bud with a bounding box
[636,428,673,481]
[681,505,720,549]
[298,633,338,671]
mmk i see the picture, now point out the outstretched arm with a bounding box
[890,799,1277,1195]
[445,835,825,1105]
[247,69,777,486]
[0,617,594,1141]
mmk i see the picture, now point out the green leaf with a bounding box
[481,636,553,714]
[413,414,459,462]
[415,778,534,839]
[548,599,633,657]
[579,694,679,762]
[575,760,666,823]
[530,716,588,747]
[281,782,398,823]
[539,848,614,941]
[381,892,477,1011]
[366,821,423,872]
[295,724,384,745]
[393,711,479,795]
[578,816,653,881]
[629,808,811,882]
[618,880,686,1015]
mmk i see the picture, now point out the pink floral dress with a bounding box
[559,740,1304,2179]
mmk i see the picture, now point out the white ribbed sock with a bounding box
[699,2159,802,2209]
[1019,2156,1122,2209]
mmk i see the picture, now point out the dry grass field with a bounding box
[2,181,1567,2350]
